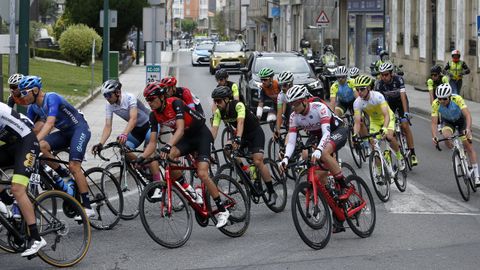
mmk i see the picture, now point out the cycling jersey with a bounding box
[0,102,32,145]
[353,91,395,133]
[330,79,356,103]
[431,94,466,122]
[259,80,280,104]
[375,75,406,102]
[285,102,343,158]
[105,92,150,127]
[27,92,86,131]
[427,76,449,99]
[174,87,203,112]
[149,97,205,132]
[212,100,259,134]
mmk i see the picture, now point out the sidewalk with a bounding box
[79,50,174,169]
[405,83,480,136]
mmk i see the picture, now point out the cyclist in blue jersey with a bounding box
[15,76,94,220]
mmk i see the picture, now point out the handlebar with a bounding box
[97,141,139,161]
[434,134,471,151]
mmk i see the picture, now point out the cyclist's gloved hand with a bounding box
[92,143,103,155]
[403,112,410,119]
[379,127,387,136]
[279,157,289,172]
[160,144,171,154]
[432,137,438,145]
[117,133,128,144]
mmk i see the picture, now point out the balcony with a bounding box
[248,0,268,21]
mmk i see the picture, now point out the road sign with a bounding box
[100,10,117,28]
[316,10,330,26]
[146,65,161,84]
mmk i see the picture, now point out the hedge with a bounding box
[30,48,67,61]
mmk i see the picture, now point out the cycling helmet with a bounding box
[159,76,177,88]
[379,50,389,57]
[258,67,274,79]
[278,71,294,84]
[354,75,374,88]
[430,65,442,75]
[436,83,452,99]
[300,39,310,48]
[335,66,348,77]
[451,49,461,57]
[211,86,232,99]
[349,67,360,78]
[215,69,229,80]
[8,73,24,86]
[18,75,42,90]
[143,82,165,98]
[286,85,309,103]
[378,62,394,73]
[101,79,121,95]
[325,45,334,53]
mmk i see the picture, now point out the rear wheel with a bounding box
[368,150,390,202]
[343,175,376,238]
[453,149,470,201]
[393,153,408,192]
[348,130,363,168]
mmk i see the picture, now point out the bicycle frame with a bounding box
[371,137,395,178]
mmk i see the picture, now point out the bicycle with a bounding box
[361,132,407,202]
[0,165,91,267]
[394,110,413,171]
[343,112,369,169]
[139,156,250,248]
[436,134,477,201]
[290,145,376,250]
[216,146,288,213]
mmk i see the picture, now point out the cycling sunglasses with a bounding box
[145,95,158,102]
[438,97,449,101]
[9,84,18,90]
[19,88,33,97]
[103,92,114,99]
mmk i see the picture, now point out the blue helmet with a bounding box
[19,75,42,90]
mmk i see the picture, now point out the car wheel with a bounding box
[210,66,215,75]
[192,61,197,66]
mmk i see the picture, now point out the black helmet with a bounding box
[215,69,228,80]
[300,39,310,48]
[379,50,389,57]
[211,86,232,99]
[430,65,442,75]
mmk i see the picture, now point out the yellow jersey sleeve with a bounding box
[232,83,239,98]
[330,82,339,98]
[212,109,222,127]
[431,99,440,117]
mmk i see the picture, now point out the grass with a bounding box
[2,55,103,105]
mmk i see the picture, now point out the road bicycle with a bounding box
[436,134,477,201]
[290,145,376,250]
[360,132,407,202]
[138,156,249,248]
[0,165,91,267]
[394,110,413,171]
[343,113,369,169]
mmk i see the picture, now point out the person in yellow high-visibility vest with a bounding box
[444,49,470,96]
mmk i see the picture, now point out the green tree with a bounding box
[213,11,226,37]
[39,0,58,22]
[59,24,102,66]
[53,14,72,42]
[179,18,197,34]
[64,0,147,51]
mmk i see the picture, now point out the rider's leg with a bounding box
[462,136,479,181]
[441,126,454,149]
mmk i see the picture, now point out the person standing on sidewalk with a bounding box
[444,50,470,96]
[427,65,449,104]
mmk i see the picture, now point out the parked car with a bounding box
[239,51,323,111]
[209,42,248,75]
[191,42,214,66]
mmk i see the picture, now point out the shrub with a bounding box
[59,24,102,66]
[32,48,66,61]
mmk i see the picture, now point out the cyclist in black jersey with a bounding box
[210,86,278,205]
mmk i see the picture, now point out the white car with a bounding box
[191,42,214,66]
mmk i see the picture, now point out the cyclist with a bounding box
[256,67,280,122]
[329,66,357,116]
[348,67,360,80]
[427,65,449,105]
[431,84,479,186]
[444,50,470,96]
[279,85,349,233]
[160,76,205,116]
[0,101,46,256]
[6,73,24,108]
[373,50,390,75]
[353,75,406,171]
[211,69,242,114]
[275,71,294,137]
[210,86,278,205]
[375,62,418,166]
[15,76,94,220]
[141,82,230,228]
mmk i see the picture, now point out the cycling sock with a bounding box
[55,167,70,178]
[410,148,416,155]
[28,224,41,241]
[81,193,91,209]
[333,172,347,188]
[264,180,275,194]
[152,172,161,182]
[473,164,479,178]
[0,189,14,205]
[395,151,402,160]
[213,196,226,212]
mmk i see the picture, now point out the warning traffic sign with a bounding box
[316,10,330,25]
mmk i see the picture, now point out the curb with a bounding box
[75,87,102,111]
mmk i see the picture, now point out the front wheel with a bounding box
[453,149,470,201]
[368,150,390,202]
[348,130,363,168]
[343,175,376,238]
[261,158,288,213]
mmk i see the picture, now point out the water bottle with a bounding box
[384,149,391,165]
[54,175,75,197]
[249,164,257,181]
[182,182,197,200]
[194,187,204,204]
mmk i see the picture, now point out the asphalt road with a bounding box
[2,50,480,270]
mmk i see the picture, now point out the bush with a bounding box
[31,48,66,61]
[59,24,102,66]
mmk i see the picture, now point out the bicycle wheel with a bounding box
[35,190,91,267]
[341,162,357,177]
[209,147,221,177]
[343,175,376,238]
[267,137,281,162]
[221,127,234,163]
[140,182,192,248]
[348,130,363,168]
[291,181,331,250]
[397,131,412,171]
[209,174,250,238]
[261,158,287,213]
[105,162,142,220]
[393,153,407,192]
[84,167,123,230]
[452,149,470,201]
[368,150,390,202]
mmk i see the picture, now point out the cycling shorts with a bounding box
[126,122,150,149]
[336,100,354,116]
[369,111,395,134]
[306,125,348,154]
[44,122,91,162]
[442,117,470,141]
[388,98,410,122]
[240,125,265,154]
[175,124,213,163]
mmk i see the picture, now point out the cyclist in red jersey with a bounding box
[138,83,230,228]
[160,76,204,116]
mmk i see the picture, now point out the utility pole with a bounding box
[102,0,110,82]
[18,0,29,76]
[9,0,17,75]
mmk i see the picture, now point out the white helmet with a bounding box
[349,67,360,78]
[8,73,24,86]
[286,85,309,103]
[378,62,394,73]
[436,83,452,99]
[335,66,348,77]
[101,79,121,95]
[278,71,294,84]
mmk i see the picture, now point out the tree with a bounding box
[64,0,147,51]
[59,24,102,66]
[178,19,197,34]
[39,0,58,23]
[213,11,226,38]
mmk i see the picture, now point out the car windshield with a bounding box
[254,56,312,74]
[215,43,243,52]
[196,43,213,50]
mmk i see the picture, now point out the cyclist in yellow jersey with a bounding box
[211,69,241,114]
[329,66,357,116]
[352,75,406,171]
[427,65,449,105]
[431,84,479,186]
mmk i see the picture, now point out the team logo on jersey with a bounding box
[24,152,35,168]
